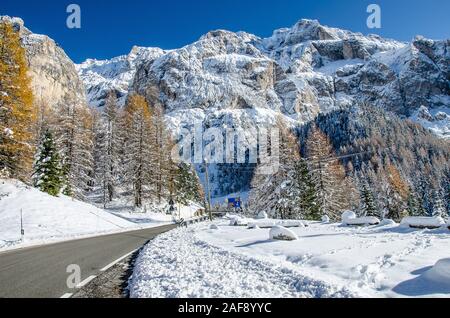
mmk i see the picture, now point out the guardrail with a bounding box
[177,215,209,227]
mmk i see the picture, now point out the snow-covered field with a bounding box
[130,217,450,298]
[0,179,198,251]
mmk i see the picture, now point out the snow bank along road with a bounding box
[0,224,176,298]
[129,226,356,298]
[130,220,450,298]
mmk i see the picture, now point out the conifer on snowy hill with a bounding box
[0,21,36,181]
[291,158,320,221]
[359,181,378,218]
[32,129,63,196]
[174,162,204,205]
[306,125,350,221]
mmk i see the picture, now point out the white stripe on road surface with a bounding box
[76,275,97,288]
[100,249,138,272]
[60,293,73,298]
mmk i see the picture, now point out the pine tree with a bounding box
[360,181,378,217]
[432,190,445,217]
[32,129,63,196]
[152,103,176,204]
[384,164,410,220]
[94,93,120,207]
[174,162,204,205]
[249,117,300,219]
[306,125,350,220]
[123,94,156,208]
[291,158,320,220]
[0,21,37,180]
[53,102,95,199]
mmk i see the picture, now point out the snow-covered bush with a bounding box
[321,215,330,223]
[424,258,450,284]
[269,226,299,241]
[209,224,219,230]
[256,211,268,219]
[400,217,446,229]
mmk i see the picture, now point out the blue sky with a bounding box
[1,0,449,63]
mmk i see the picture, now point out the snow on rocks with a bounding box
[247,223,260,230]
[248,219,305,229]
[400,217,446,229]
[341,211,380,226]
[269,226,299,241]
[256,211,268,219]
[130,224,353,298]
[378,219,397,226]
[209,224,219,230]
[229,216,250,226]
[322,215,330,223]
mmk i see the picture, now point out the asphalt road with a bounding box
[0,224,177,298]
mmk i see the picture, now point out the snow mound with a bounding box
[247,223,260,230]
[269,226,299,241]
[341,211,357,222]
[248,219,305,229]
[424,259,450,284]
[322,215,330,223]
[256,211,268,219]
[378,219,397,226]
[0,179,139,250]
[341,211,380,226]
[400,217,446,229]
[229,216,249,226]
[209,224,219,230]
[344,217,381,226]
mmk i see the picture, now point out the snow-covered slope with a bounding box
[0,179,171,251]
[130,219,450,298]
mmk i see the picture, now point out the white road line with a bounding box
[60,293,73,298]
[76,275,97,288]
[100,249,138,272]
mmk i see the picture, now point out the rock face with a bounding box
[0,16,87,108]
[80,19,448,130]
[75,19,449,195]
[77,46,165,107]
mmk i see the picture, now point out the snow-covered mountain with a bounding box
[78,19,449,139]
[0,16,87,109]
[76,46,165,107]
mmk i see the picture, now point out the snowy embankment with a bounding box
[131,217,450,298]
[0,179,179,251]
[129,225,355,298]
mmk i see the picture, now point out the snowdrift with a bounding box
[424,258,450,284]
[256,211,268,219]
[400,217,446,229]
[321,215,330,223]
[341,211,380,226]
[248,219,305,229]
[0,179,162,250]
[269,226,299,241]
